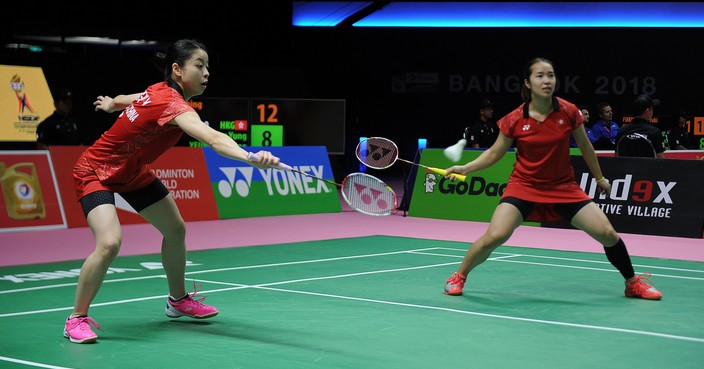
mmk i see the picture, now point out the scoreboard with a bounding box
[178,97,346,154]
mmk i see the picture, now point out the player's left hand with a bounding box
[597,179,611,197]
[94,96,114,113]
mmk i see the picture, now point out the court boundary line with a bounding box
[0,246,702,345]
[2,246,703,298]
[0,355,74,369]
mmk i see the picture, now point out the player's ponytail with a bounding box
[161,39,208,82]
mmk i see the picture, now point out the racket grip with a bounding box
[247,151,293,171]
[429,167,467,182]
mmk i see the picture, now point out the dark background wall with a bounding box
[4,2,703,174]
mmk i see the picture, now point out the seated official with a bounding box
[615,94,665,158]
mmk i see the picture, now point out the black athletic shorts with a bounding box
[499,196,592,222]
[79,178,169,217]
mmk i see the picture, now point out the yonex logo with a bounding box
[217,165,333,198]
[218,166,254,198]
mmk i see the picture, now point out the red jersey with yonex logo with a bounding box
[75,82,193,195]
[497,97,590,221]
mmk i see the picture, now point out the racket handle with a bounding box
[247,151,293,171]
[429,167,467,182]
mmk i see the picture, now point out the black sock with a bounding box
[604,238,635,280]
[169,295,187,302]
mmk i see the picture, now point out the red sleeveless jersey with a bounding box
[75,82,194,195]
[497,97,590,221]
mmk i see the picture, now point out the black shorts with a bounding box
[79,178,169,217]
[499,196,592,222]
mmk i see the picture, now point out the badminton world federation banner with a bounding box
[203,146,341,218]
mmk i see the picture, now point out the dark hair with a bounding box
[596,101,611,114]
[632,94,659,115]
[673,109,687,121]
[159,39,208,81]
[520,57,554,102]
[671,109,687,129]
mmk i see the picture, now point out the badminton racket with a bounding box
[356,137,467,182]
[246,152,397,216]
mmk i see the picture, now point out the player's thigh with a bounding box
[570,202,618,244]
[483,202,523,243]
[139,195,186,237]
[86,204,123,248]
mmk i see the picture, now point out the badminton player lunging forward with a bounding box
[442,57,662,301]
[64,39,280,344]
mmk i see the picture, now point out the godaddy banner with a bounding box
[408,149,521,223]
[204,146,341,218]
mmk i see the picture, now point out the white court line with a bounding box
[0,356,74,369]
[0,261,459,318]
[246,283,704,344]
[2,244,702,297]
[154,275,704,344]
[1,246,702,315]
[0,248,438,296]
[2,246,702,368]
[2,246,702,298]
[0,275,167,295]
[427,247,704,272]
[79,269,704,343]
[413,249,704,279]
[4,259,701,369]
[5,249,700,318]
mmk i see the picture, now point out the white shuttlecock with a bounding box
[443,138,466,163]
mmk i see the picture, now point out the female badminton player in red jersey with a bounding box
[442,58,662,301]
[63,39,280,344]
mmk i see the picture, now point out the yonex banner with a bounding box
[562,156,704,238]
[204,146,341,218]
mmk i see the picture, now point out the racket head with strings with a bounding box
[355,138,468,182]
[355,137,400,170]
[341,172,397,216]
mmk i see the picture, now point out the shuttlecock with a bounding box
[443,139,466,163]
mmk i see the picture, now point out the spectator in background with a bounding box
[615,94,665,158]
[570,106,594,148]
[36,88,81,150]
[667,109,697,150]
[590,102,619,150]
[464,98,499,148]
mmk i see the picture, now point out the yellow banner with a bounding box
[0,65,54,142]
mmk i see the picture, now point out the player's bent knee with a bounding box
[96,236,121,257]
